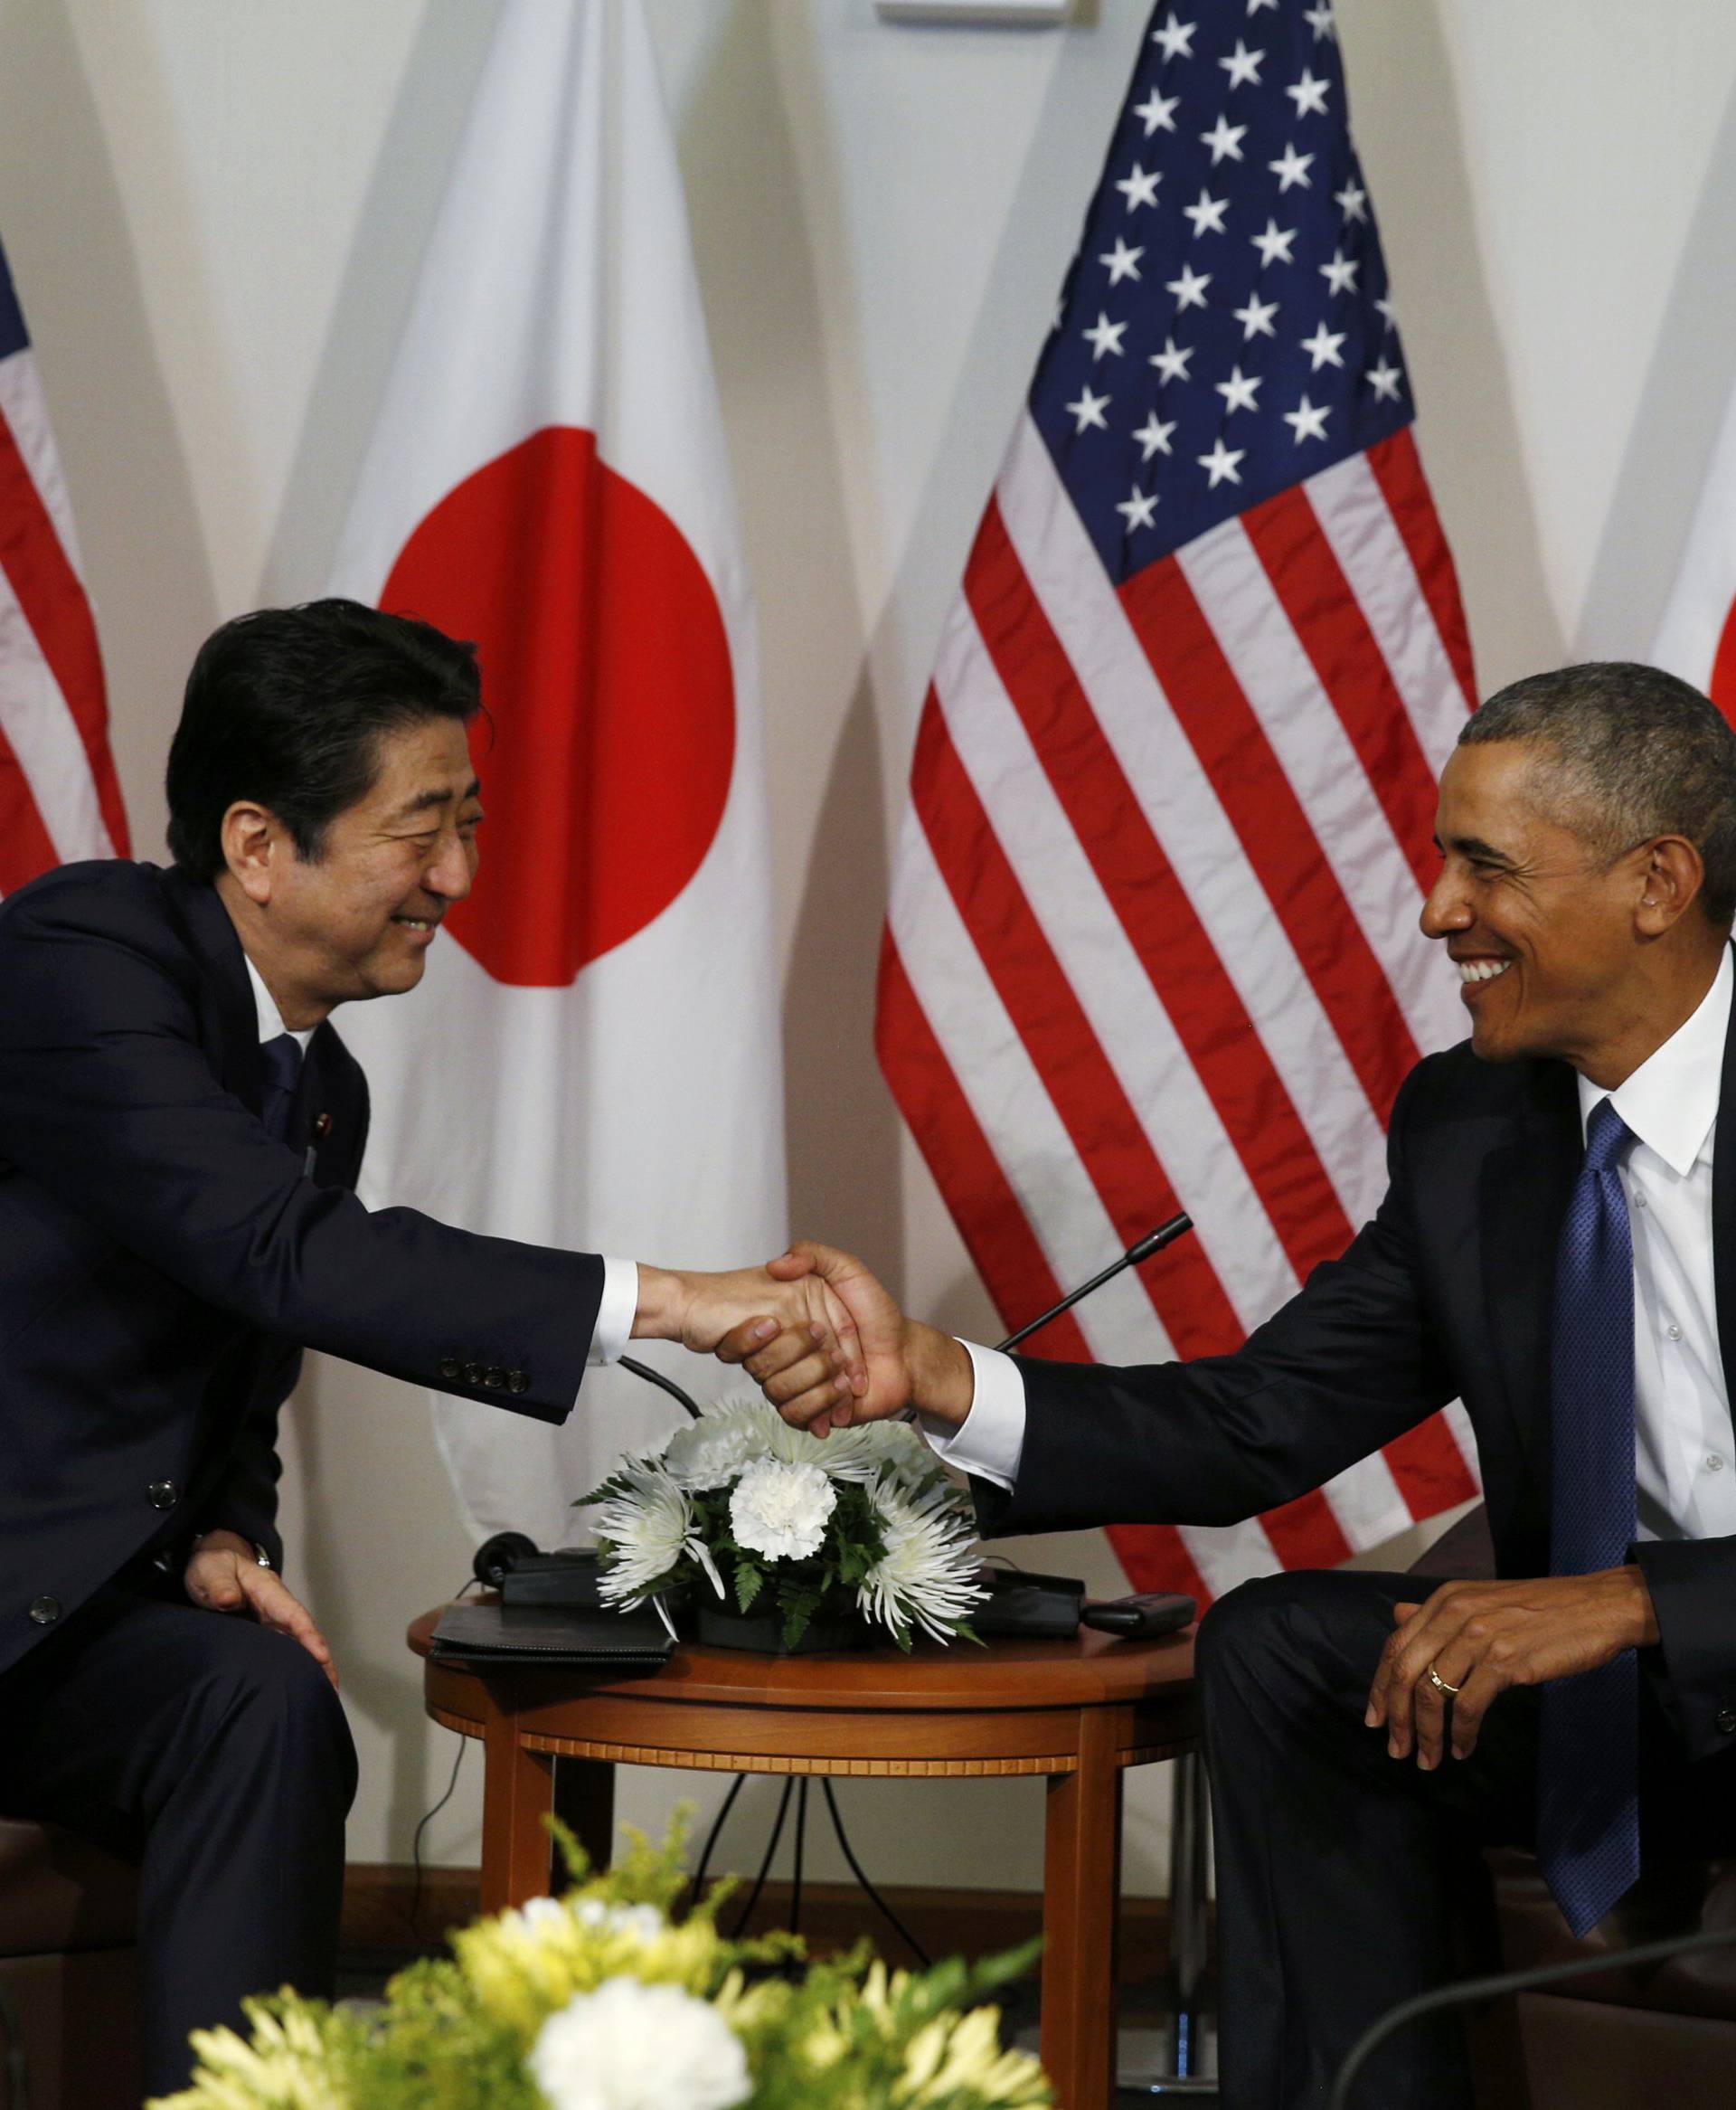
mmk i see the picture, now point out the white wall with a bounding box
[5,0,1735,1901]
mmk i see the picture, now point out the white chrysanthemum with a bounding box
[575,1897,665,1944]
[661,1401,769,1490]
[527,1977,750,2110]
[859,1472,986,1642]
[591,1466,724,1604]
[729,1456,837,1562]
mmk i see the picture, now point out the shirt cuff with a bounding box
[919,1341,1025,1491]
[589,1256,638,1367]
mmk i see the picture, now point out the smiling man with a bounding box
[0,600,857,2096]
[731,663,1736,2109]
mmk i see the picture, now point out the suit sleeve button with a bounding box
[464,1363,485,1386]
[1716,1708,1736,1736]
[147,1480,179,1510]
[484,1367,506,1390]
[438,1358,461,1382]
[508,1370,529,1395]
[28,1596,61,1626]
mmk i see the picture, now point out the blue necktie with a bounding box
[1539,1095,1641,1937]
[260,1033,304,1145]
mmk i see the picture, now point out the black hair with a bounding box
[1460,662,1736,928]
[165,599,483,881]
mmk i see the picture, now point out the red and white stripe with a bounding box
[0,341,128,894]
[879,414,1481,1604]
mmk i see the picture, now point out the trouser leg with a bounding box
[1196,1569,1538,2110]
[0,1580,358,2097]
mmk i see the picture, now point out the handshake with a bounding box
[632,1241,977,1435]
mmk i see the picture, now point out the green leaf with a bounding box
[734,1558,765,1613]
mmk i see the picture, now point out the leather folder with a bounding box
[429,1598,674,1665]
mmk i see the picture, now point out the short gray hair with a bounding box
[1458,662,1736,927]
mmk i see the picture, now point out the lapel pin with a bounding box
[313,1112,333,1140]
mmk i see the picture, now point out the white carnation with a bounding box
[729,1457,837,1562]
[859,1472,986,1643]
[661,1402,768,1491]
[528,1977,750,2110]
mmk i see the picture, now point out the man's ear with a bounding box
[220,801,284,905]
[1634,835,1705,939]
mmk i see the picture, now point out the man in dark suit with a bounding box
[0,600,861,2095]
[731,662,1736,2107]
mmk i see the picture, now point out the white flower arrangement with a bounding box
[580,1399,986,1650]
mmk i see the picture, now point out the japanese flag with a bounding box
[328,0,785,1548]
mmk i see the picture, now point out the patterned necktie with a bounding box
[260,1032,304,1145]
[1538,1094,1641,1937]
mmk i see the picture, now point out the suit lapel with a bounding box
[161,866,268,1113]
[1481,1057,1581,1489]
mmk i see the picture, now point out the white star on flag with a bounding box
[1282,393,1331,442]
[1286,69,1331,117]
[1201,116,1248,165]
[1100,238,1145,285]
[1116,164,1163,211]
[1220,39,1264,89]
[1366,357,1405,401]
[1065,384,1111,432]
[1133,410,1177,459]
[1233,291,1279,340]
[1116,486,1160,532]
[1198,437,1246,487]
[1083,312,1129,359]
[1250,218,1297,267]
[1375,294,1397,329]
[1151,14,1196,62]
[1215,364,1262,414]
[1319,247,1360,296]
[1303,1,1336,36]
[1300,319,1346,368]
[1165,263,1212,310]
[1269,143,1316,191]
[1184,188,1231,238]
[1248,0,1279,13]
[1335,177,1369,222]
[1149,335,1194,383]
[1134,86,1180,135]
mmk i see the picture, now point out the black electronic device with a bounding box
[970,1564,1086,1640]
[473,1532,609,1607]
[1079,1590,1196,1639]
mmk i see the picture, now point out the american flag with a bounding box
[0,235,128,896]
[876,0,1481,1605]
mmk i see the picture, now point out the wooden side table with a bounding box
[409,1608,1198,2110]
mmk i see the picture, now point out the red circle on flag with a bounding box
[381,426,736,987]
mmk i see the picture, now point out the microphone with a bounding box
[994,1212,1194,1352]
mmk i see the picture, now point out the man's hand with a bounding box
[1366,1567,1659,1771]
[632,1260,867,1415]
[715,1241,975,1437]
[184,1530,338,1689]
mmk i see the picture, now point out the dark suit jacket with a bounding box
[0,859,603,1681]
[981,1005,1736,1763]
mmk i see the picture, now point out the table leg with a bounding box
[553,1755,617,1879]
[480,1701,555,1913]
[1043,1709,1124,2109]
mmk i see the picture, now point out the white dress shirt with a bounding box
[241,954,636,1369]
[929,948,1736,1539]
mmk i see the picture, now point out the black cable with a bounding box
[690,1774,745,1909]
[1327,1918,1736,2110]
[730,1777,795,1939]
[822,1779,932,1968]
[619,1354,703,1420]
[0,1977,29,2110]
[409,1575,480,1940]
[789,1779,807,1936]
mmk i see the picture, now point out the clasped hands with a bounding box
[700,1241,1669,1772]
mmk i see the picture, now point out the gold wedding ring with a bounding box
[1426,1665,1461,1698]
